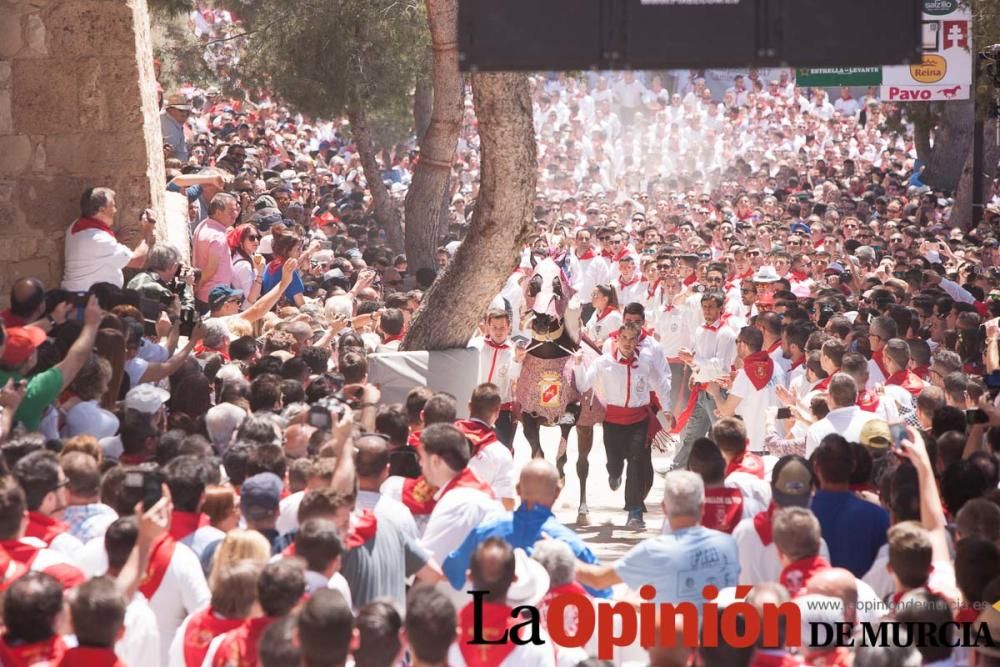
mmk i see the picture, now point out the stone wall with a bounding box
[0,0,166,303]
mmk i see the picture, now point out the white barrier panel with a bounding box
[367,348,480,419]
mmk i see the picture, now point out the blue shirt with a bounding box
[443,504,612,598]
[811,489,889,578]
[614,525,739,606]
[261,264,304,302]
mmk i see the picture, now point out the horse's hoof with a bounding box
[577,506,589,525]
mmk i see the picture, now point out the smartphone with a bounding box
[776,407,792,420]
[142,474,163,512]
[889,423,908,453]
[967,409,990,426]
[511,334,530,348]
[308,404,332,431]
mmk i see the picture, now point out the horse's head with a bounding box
[525,257,576,340]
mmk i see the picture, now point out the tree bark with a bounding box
[348,98,404,253]
[923,99,975,191]
[953,118,999,230]
[402,72,536,351]
[403,0,463,272]
[413,75,433,143]
[911,104,934,164]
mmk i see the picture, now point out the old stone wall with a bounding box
[0,0,166,303]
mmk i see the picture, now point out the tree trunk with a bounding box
[953,118,999,230]
[403,0,463,272]
[923,99,975,191]
[911,104,934,164]
[413,75,433,143]
[348,98,404,253]
[403,72,536,351]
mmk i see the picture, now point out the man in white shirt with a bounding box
[418,424,505,567]
[469,309,523,450]
[575,322,673,528]
[805,374,880,456]
[572,228,610,323]
[457,384,516,510]
[866,315,897,389]
[62,187,156,291]
[613,255,647,309]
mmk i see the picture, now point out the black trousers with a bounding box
[603,420,653,513]
[495,409,516,452]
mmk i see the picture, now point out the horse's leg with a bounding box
[521,413,544,459]
[575,424,594,523]
[555,423,573,477]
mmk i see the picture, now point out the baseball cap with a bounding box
[125,385,170,414]
[209,285,245,311]
[860,420,892,454]
[0,326,47,367]
[240,473,283,519]
[790,221,812,235]
[771,456,813,507]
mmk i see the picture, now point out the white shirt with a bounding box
[649,287,690,358]
[62,400,120,439]
[585,308,622,348]
[614,276,648,310]
[148,543,212,664]
[304,569,354,608]
[355,489,419,541]
[276,490,305,536]
[692,317,739,381]
[805,406,880,456]
[119,593,161,667]
[733,515,831,585]
[62,222,134,291]
[575,344,672,412]
[468,441,516,501]
[447,631,556,667]
[730,362,787,452]
[469,337,521,404]
[419,483,504,567]
[573,254,609,303]
[938,278,975,304]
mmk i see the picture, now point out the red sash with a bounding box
[401,468,493,516]
[871,349,888,378]
[752,504,778,545]
[857,390,880,413]
[885,370,923,397]
[211,617,275,667]
[0,540,80,589]
[671,315,732,434]
[726,452,765,480]
[780,555,830,597]
[138,533,176,600]
[458,602,519,667]
[70,216,116,239]
[743,351,775,390]
[25,512,68,546]
[0,635,67,667]
[455,419,500,457]
[345,510,378,549]
[183,608,244,667]
[702,487,745,533]
[169,511,210,543]
[57,646,125,667]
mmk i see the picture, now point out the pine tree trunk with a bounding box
[413,75,433,143]
[348,99,404,253]
[402,72,536,351]
[953,118,1000,230]
[403,0,463,272]
[923,99,975,191]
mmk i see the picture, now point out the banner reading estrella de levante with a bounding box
[795,68,882,88]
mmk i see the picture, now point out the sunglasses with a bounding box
[748,251,762,257]
[247,235,260,241]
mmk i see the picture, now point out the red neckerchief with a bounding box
[750,650,804,667]
[0,540,81,589]
[119,453,150,465]
[266,257,285,274]
[0,548,26,594]
[485,338,509,350]
[726,451,765,480]
[813,375,832,392]
[194,342,231,362]
[742,351,775,391]
[885,370,923,397]
[345,510,378,548]
[753,504,778,545]
[538,581,590,635]
[871,348,888,378]
[57,646,125,667]
[683,273,698,286]
[789,355,804,371]
[70,216,116,239]
[169,511,209,542]
[702,486,745,533]
[406,429,422,451]
[0,635,67,667]
[857,390,880,413]
[805,647,852,667]
[911,365,930,381]
[956,606,980,624]
[401,467,493,516]
[576,248,595,261]
[789,270,809,282]
[780,555,831,597]
[458,602,519,667]
[703,313,731,333]
[596,305,617,321]
[455,419,500,457]
[974,301,989,318]
[183,607,244,667]
[138,533,176,600]
[24,512,68,546]
[767,339,782,355]
[647,279,660,299]
[601,249,614,259]
[612,248,629,263]
[211,617,275,667]
[618,274,640,289]
[382,333,404,345]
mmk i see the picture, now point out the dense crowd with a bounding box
[2,34,1000,667]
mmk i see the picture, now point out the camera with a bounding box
[307,397,347,431]
[123,468,165,512]
[178,308,198,338]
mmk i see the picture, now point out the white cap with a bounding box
[506,549,550,607]
[124,385,170,414]
[64,401,120,440]
[205,402,247,449]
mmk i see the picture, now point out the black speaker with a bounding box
[458,0,921,72]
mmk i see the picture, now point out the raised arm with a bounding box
[55,296,102,391]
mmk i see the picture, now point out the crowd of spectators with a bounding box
[2,25,1000,667]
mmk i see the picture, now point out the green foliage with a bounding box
[232,0,429,147]
[147,0,194,17]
